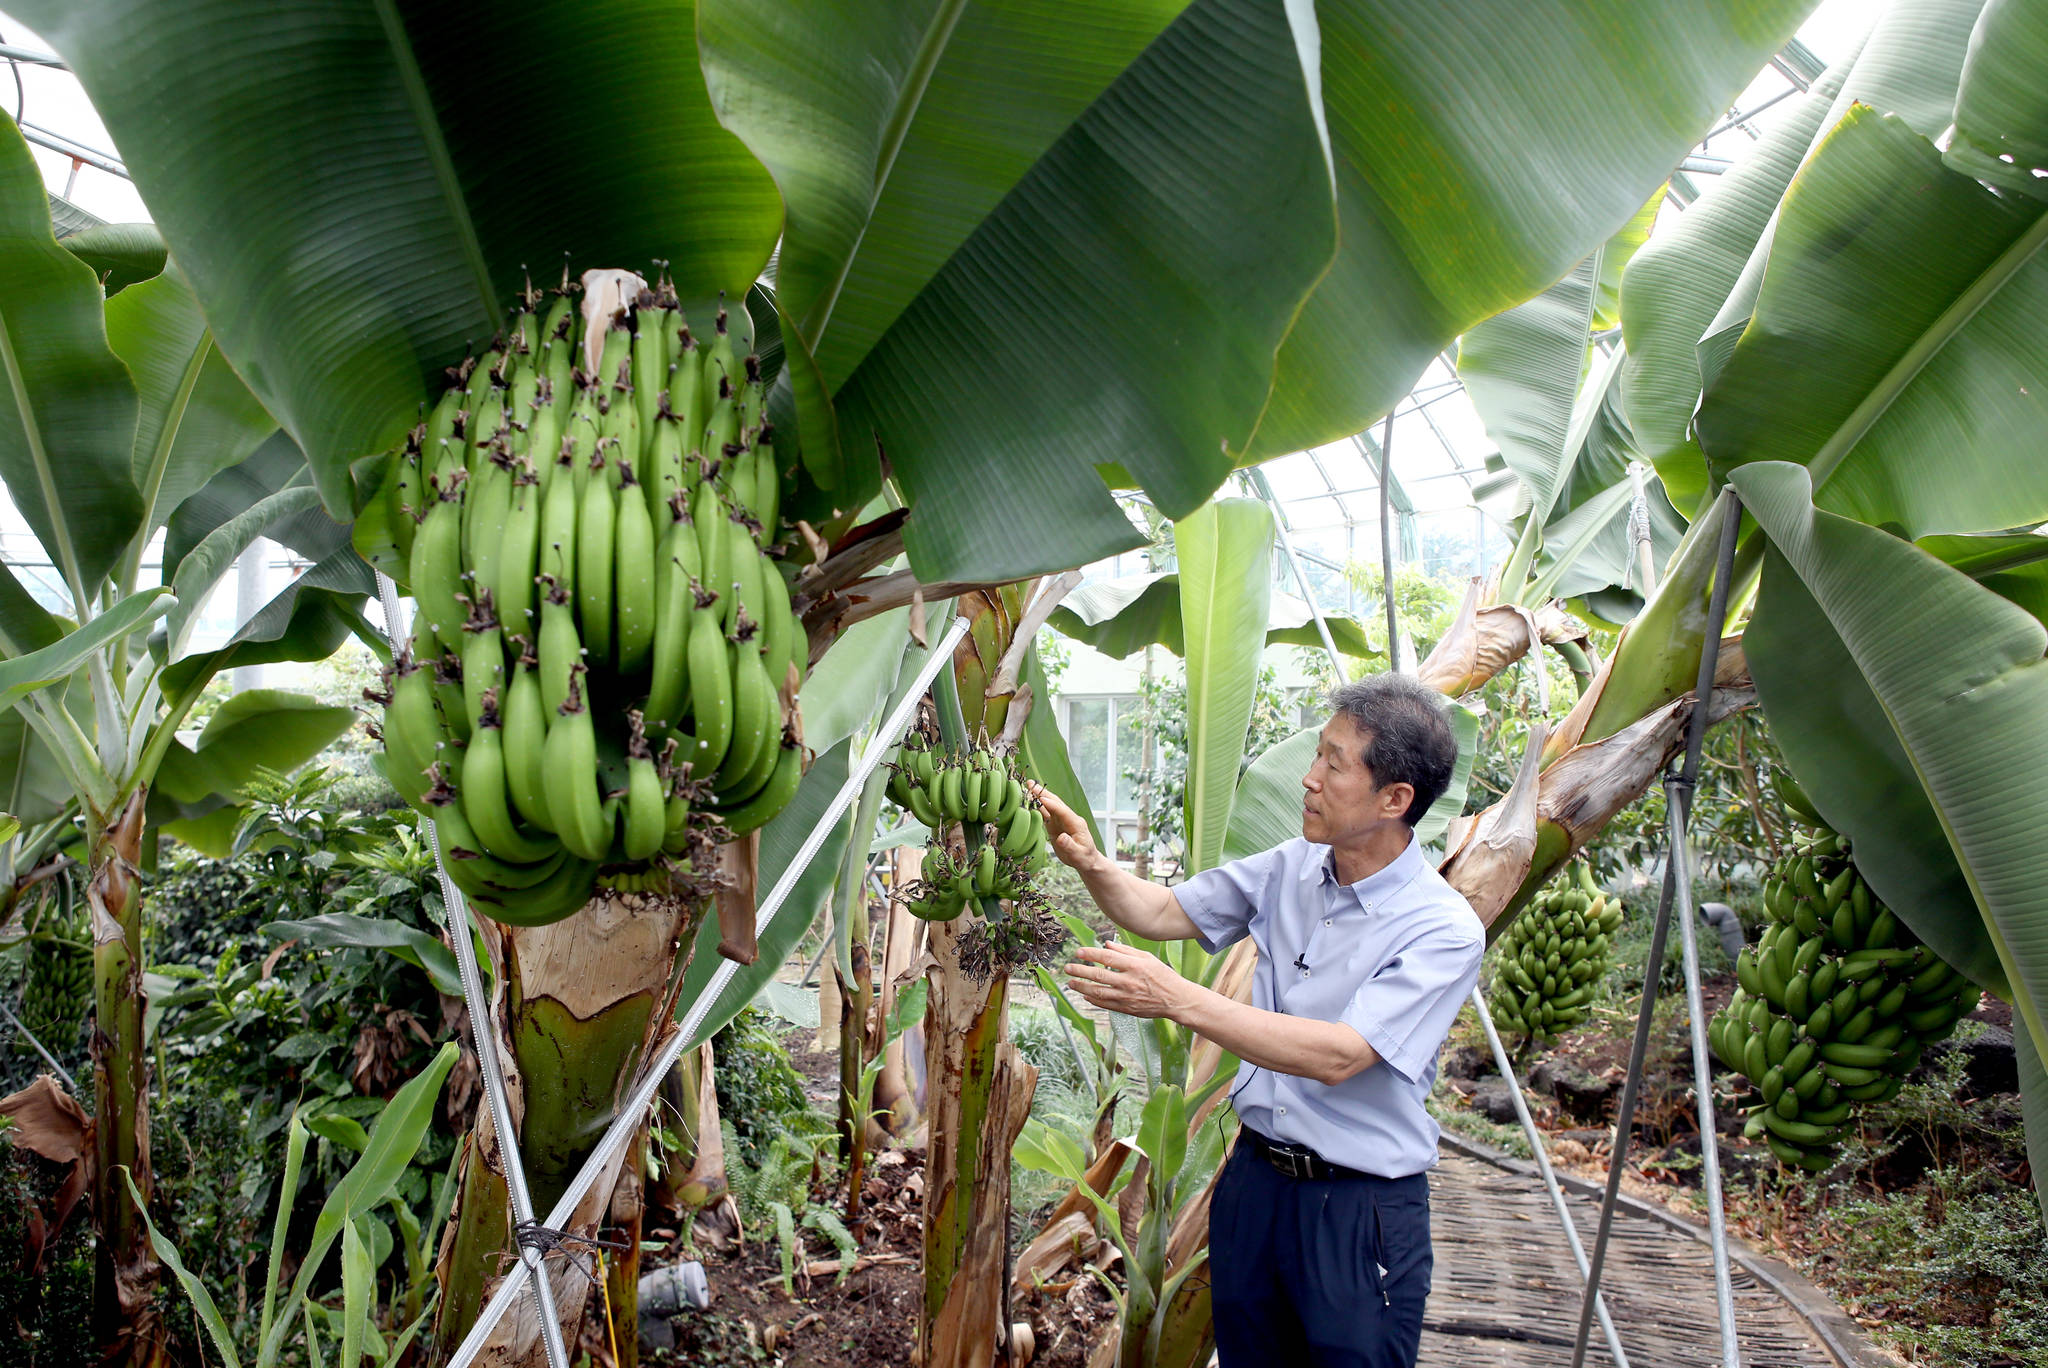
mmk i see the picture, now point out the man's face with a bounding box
[1301,714,1412,846]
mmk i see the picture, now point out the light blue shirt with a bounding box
[1173,832,1484,1178]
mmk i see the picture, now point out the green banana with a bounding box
[576,442,617,663]
[501,651,554,832]
[543,669,613,862]
[613,461,657,675]
[719,742,802,835]
[460,701,561,863]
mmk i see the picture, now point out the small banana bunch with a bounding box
[1486,862,1621,1046]
[365,272,803,927]
[886,736,1051,922]
[1711,825,1980,1170]
[19,911,92,1060]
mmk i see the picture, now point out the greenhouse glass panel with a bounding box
[1064,697,1111,816]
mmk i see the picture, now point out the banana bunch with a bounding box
[367,272,804,927]
[1486,862,1621,1045]
[1710,825,1981,1170]
[886,736,1051,921]
[19,915,92,1062]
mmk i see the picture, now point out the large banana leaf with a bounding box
[1617,57,1838,514]
[0,589,170,712]
[152,689,357,816]
[1018,642,1101,849]
[0,112,142,599]
[160,547,379,700]
[164,431,351,580]
[1733,460,2048,1071]
[1686,0,1991,401]
[1696,106,2048,537]
[1945,0,2048,199]
[1178,499,1273,873]
[1458,194,1682,598]
[1244,0,1811,461]
[103,265,279,548]
[1047,572,1379,662]
[14,0,784,516]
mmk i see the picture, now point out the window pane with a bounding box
[1066,699,1111,816]
[1113,697,1143,814]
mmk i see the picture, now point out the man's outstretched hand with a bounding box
[1027,781,1099,872]
[1064,943,1195,1021]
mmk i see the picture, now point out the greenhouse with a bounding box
[1,1,2044,1366]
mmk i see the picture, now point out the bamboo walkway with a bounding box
[1422,1144,1884,1367]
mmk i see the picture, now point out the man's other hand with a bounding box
[1064,943,1194,1021]
[1027,781,1100,872]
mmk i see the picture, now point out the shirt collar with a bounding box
[1311,831,1426,911]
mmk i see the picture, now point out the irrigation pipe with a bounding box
[378,573,572,1368]
[1570,496,1744,1368]
[446,617,969,1367]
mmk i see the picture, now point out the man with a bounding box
[1033,674,1483,1368]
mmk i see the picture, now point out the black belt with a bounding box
[1240,1124,1390,1182]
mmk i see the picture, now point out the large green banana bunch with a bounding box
[1710,825,1981,1171]
[885,736,1051,922]
[1486,862,1621,1046]
[19,911,92,1062]
[366,273,803,927]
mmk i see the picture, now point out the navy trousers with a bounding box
[1210,1138,1433,1367]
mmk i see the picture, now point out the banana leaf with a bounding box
[152,690,358,816]
[1018,642,1102,850]
[1697,106,2048,539]
[12,0,783,517]
[1178,499,1273,873]
[1047,571,1378,662]
[1944,0,2048,200]
[1734,459,2048,1071]
[0,113,143,597]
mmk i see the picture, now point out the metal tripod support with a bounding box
[1569,497,1745,1368]
[436,615,970,1368]
[1255,479,1629,1367]
[377,573,572,1368]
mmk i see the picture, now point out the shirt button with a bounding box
[1324,919,1332,927]
[1301,968,1311,978]
[1277,1107,1287,1116]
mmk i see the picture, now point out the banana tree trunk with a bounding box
[431,886,709,1363]
[87,788,164,1368]
[870,866,926,1140]
[837,895,874,1215]
[922,915,1037,1368]
[921,585,1042,1367]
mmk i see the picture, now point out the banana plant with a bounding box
[1615,0,2048,1213]
[0,113,374,1363]
[17,3,1816,1355]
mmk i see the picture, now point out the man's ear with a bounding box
[1384,782,1417,822]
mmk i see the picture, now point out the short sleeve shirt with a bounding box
[1172,832,1483,1177]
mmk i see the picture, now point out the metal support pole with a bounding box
[378,575,571,1368]
[446,618,969,1368]
[1672,787,1741,1367]
[0,997,78,1092]
[1470,989,1630,1368]
[1255,470,1346,679]
[1377,411,1400,670]
[1569,499,1744,1368]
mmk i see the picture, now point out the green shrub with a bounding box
[713,1007,825,1168]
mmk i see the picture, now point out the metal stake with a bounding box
[1377,411,1399,669]
[0,997,78,1092]
[378,574,571,1368]
[1470,988,1630,1368]
[445,618,969,1368]
[1569,497,1744,1368]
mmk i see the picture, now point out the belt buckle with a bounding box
[1272,1142,1317,1180]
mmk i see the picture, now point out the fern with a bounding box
[802,1207,858,1284]
[771,1201,798,1295]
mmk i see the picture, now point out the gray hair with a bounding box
[1324,675,1458,827]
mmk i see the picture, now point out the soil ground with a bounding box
[642,1028,1118,1368]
